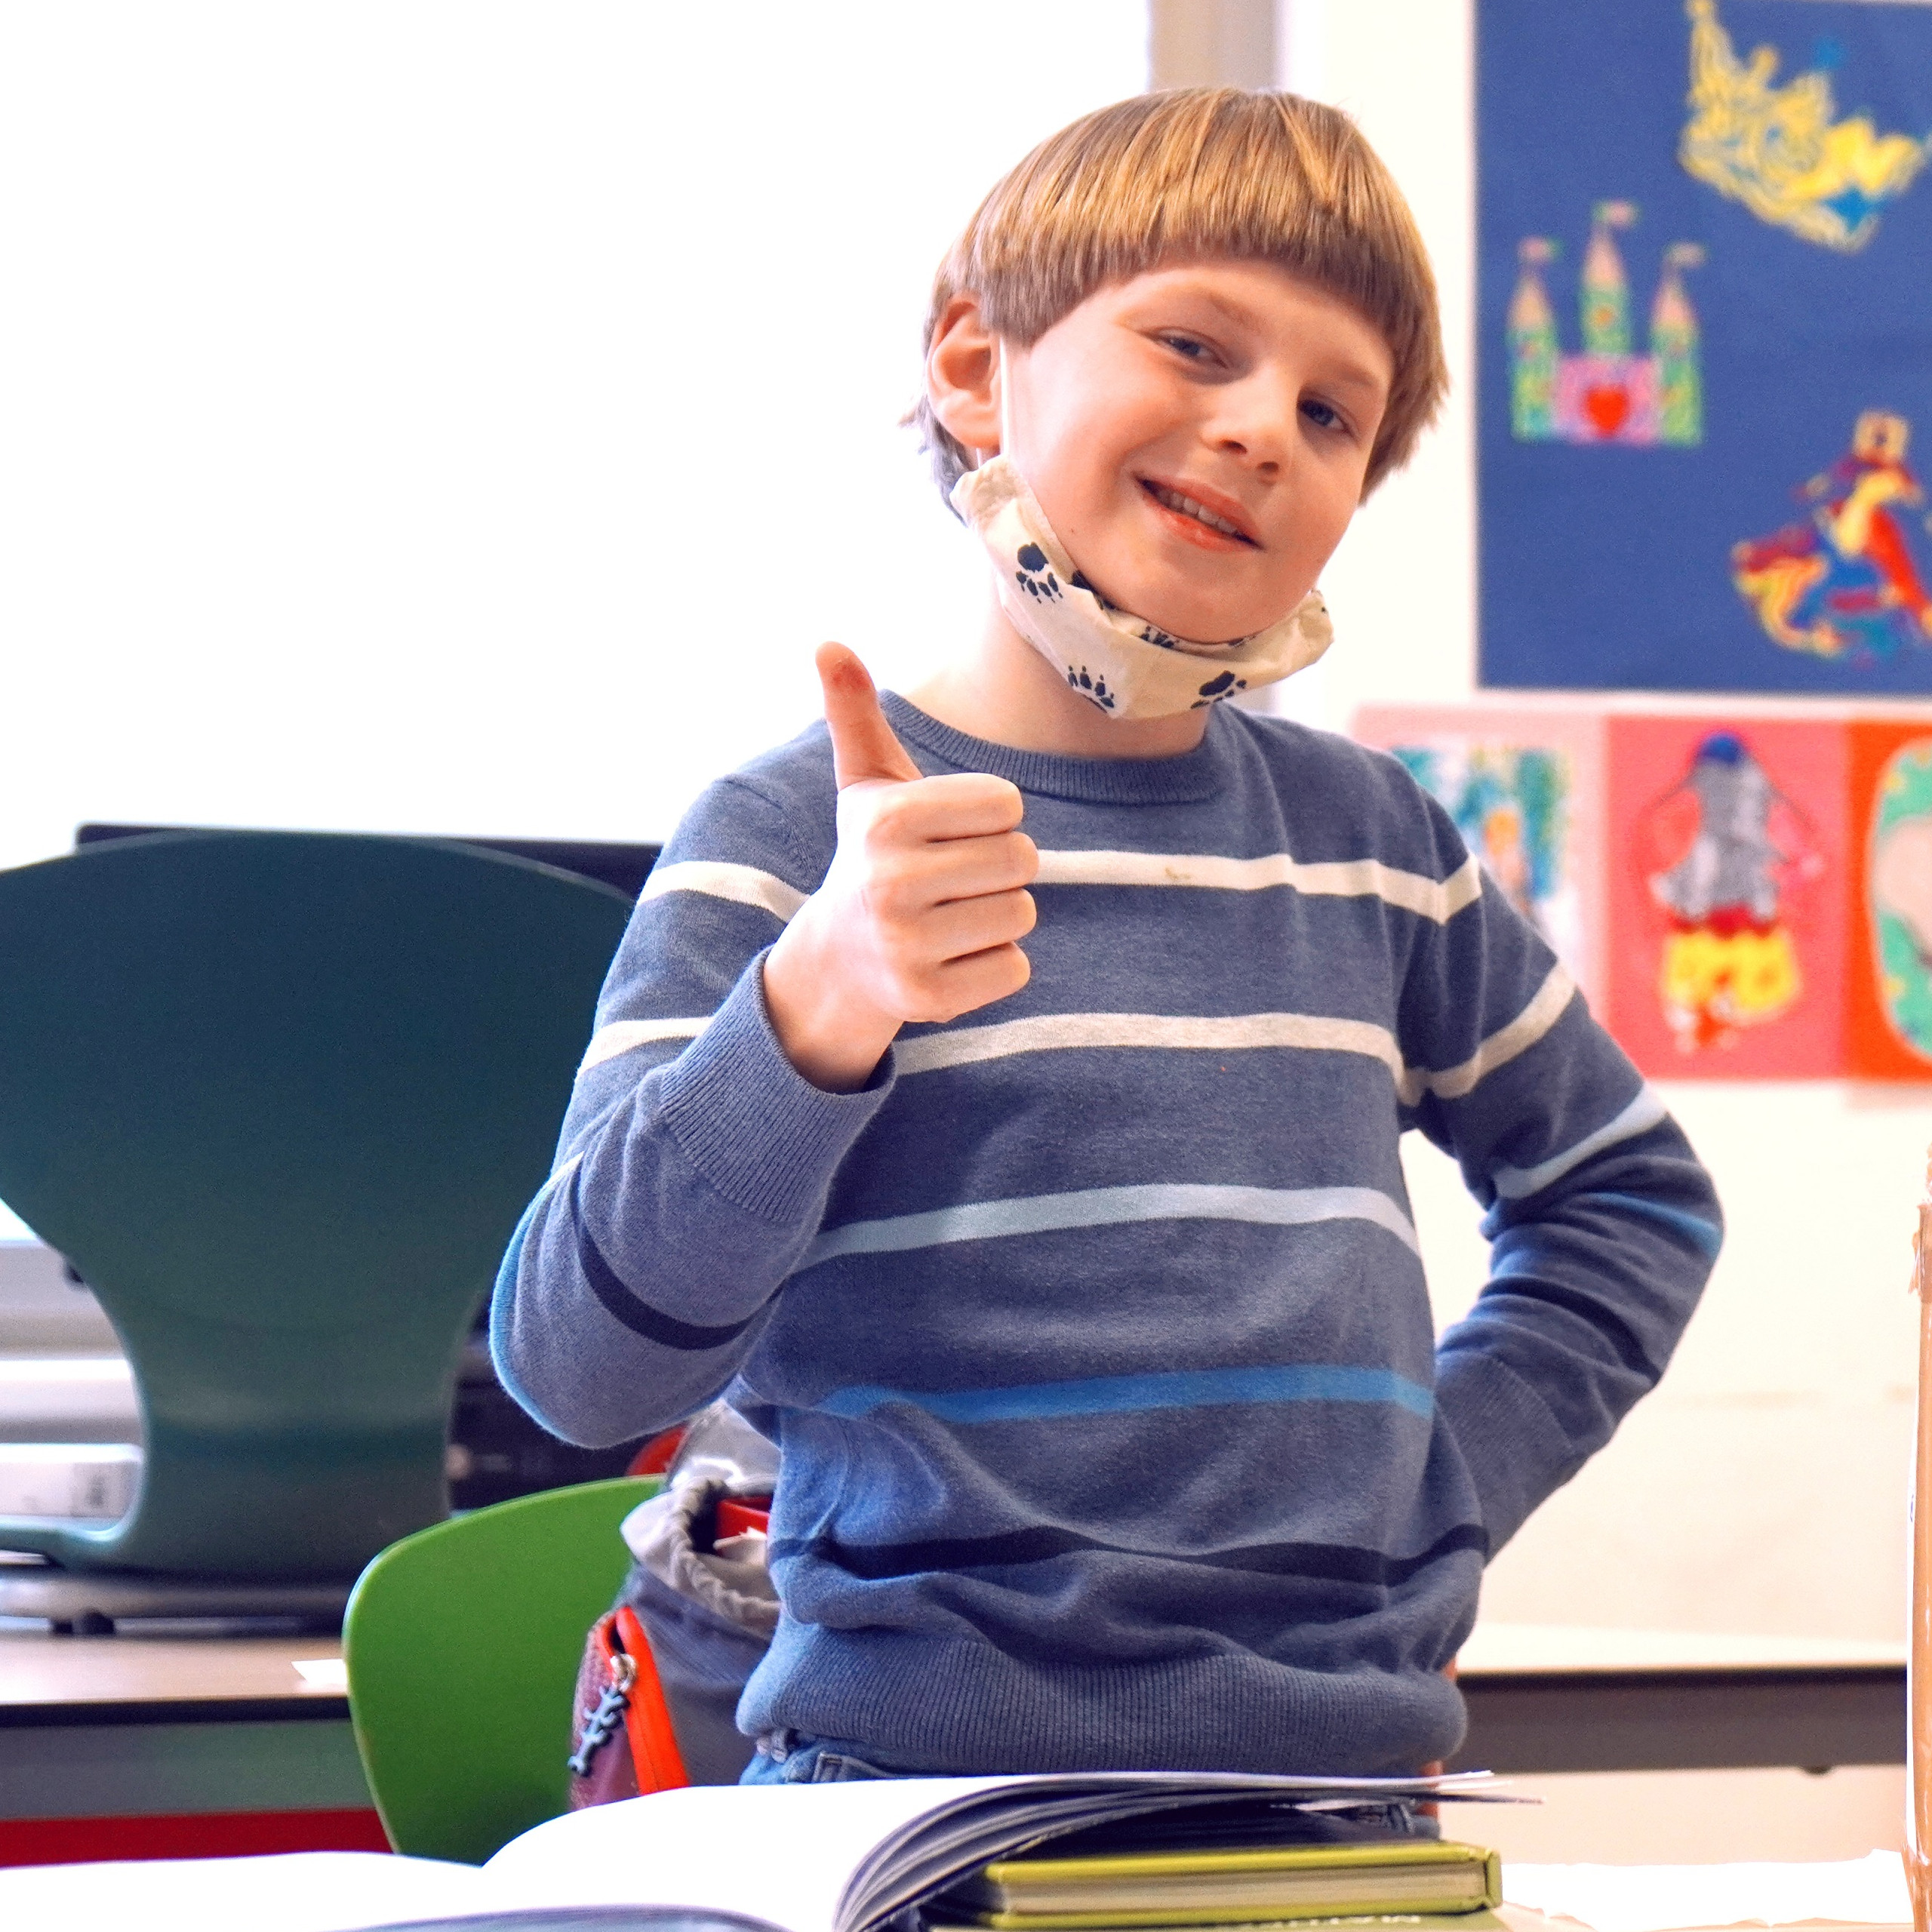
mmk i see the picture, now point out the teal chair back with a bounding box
[0,832,632,1579]
[345,1475,659,1863]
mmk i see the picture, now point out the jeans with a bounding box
[740,1731,908,1784]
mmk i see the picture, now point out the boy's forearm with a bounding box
[1434,1110,1721,1552]
[492,952,894,1444]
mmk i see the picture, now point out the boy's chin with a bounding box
[1135,598,1291,645]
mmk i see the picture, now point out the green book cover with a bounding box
[946,1839,1502,1928]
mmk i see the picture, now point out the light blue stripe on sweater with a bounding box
[820,1362,1435,1424]
[1581,1191,1724,1260]
[801,1182,1419,1270]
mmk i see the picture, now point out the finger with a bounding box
[925,940,1032,1017]
[921,889,1038,961]
[819,641,922,790]
[881,834,1038,911]
[862,773,1026,843]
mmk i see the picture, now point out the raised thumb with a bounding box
[818,642,922,789]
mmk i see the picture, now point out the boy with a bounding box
[494,89,1720,1786]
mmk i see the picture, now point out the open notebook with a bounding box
[0,1772,1511,1932]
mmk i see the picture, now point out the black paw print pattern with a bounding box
[1138,623,1184,651]
[1015,544,1062,602]
[1189,670,1247,708]
[1065,665,1116,710]
[1069,570,1117,612]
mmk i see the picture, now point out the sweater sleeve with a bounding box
[1395,789,1724,1555]
[491,768,894,1448]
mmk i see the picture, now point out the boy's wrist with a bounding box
[762,918,901,1094]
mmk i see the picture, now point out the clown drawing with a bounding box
[1638,732,1820,1051]
[1731,411,1932,661]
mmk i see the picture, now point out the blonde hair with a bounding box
[913,88,1447,504]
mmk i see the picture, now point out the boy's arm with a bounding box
[1402,805,1723,1557]
[491,770,894,1447]
[494,649,1038,1448]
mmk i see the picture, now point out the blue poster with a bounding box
[1478,0,1932,694]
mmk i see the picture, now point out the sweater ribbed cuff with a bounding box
[656,949,894,1226]
[1433,1346,1584,1556]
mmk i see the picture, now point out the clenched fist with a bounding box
[761,643,1038,1091]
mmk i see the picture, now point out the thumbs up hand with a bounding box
[762,644,1038,1092]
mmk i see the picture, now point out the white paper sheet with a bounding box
[1503,1849,1912,1931]
[482,1780,1006,1932]
[0,1849,487,1932]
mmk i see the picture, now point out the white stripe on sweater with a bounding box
[1406,964,1576,1104]
[638,850,1480,928]
[575,966,1577,1100]
[580,1017,709,1074]
[1491,1085,1668,1200]
[1032,848,1484,923]
[896,965,1577,1108]
[640,860,805,923]
[894,1011,1406,1080]
[803,1182,1420,1270]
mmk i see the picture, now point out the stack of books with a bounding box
[929,1826,1502,1930]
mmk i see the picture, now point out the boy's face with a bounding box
[995,261,1392,645]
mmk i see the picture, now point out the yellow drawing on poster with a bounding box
[1680,0,1930,252]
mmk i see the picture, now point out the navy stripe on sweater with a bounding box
[770,1520,1489,1586]
[573,1167,764,1352]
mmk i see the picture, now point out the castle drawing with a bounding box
[1508,202,1705,448]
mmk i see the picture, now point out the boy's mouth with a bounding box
[1139,478,1258,547]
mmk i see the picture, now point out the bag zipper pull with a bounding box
[567,1647,637,1776]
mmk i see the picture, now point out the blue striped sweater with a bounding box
[494,694,1721,1776]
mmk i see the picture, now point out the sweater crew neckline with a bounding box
[880,692,1238,806]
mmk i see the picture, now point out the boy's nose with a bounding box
[1207,375,1297,476]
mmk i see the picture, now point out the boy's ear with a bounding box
[926,294,1002,460]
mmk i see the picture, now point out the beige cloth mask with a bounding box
[950,456,1334,721]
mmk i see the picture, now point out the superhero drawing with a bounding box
[1634,731,1823,1051]
[1732,411,1932,662]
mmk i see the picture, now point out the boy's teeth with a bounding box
[1152,485,1243,538]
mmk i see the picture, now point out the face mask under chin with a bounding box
[949,455,1334,721]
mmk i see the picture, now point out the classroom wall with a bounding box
[1285,0,1924,1644]
[0,3,1144,875]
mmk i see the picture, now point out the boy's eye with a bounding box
[1300,397,1350,435]
[1158,332,1212,363]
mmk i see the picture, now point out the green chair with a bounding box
[344,1475,660,1863]
[0,831,632,1606]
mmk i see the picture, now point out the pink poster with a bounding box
[1604,715,1847,1078]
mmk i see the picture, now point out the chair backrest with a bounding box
[0,832,633,1579]
[344,1475,660,1863]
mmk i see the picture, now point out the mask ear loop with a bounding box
[984,338,1009,474]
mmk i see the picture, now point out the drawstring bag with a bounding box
[567,1404,779,1801]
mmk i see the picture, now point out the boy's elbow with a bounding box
[489,1280,630,1451]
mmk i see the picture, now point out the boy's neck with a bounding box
[906,601,1213,761]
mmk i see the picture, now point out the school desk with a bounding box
[1457,1623,1906,1775]
[0,1626,378,1866]
[0,1617,1906,1871]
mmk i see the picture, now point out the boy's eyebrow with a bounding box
[1319,363,1393,401]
